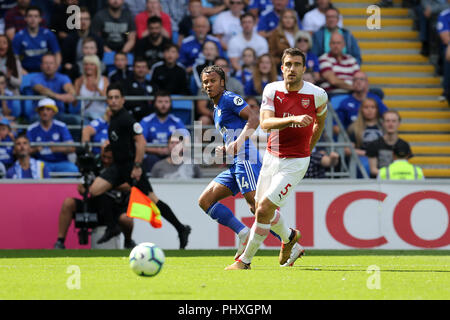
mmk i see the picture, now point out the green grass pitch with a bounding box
[0,249,449,300]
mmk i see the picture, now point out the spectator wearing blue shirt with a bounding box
[179,15,224,73]
[6,133,50,179]
[257,0,302,39]
[140,91,188,172]
[27,98,78,174]
[437,6,450,102]
[81,108,112,155]
[0,117,14,169]
[334,71,388,136]
[312,7,362,65]
[30,53,81,130]
[12,5,61,73]
[248,0,295,18]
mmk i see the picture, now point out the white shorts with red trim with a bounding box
[255,151,310,208]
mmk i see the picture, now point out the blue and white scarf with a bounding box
[12,158,45,179]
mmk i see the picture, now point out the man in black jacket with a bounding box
[123,57,157,121]
[61,7,104,81]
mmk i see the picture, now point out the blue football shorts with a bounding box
[214,160,262,196]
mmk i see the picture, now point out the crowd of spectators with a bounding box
[0,0,443,180]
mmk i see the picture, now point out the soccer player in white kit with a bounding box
[225,48,328,270]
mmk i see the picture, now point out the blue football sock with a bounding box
[206,202,246,235]
[270,230,281,241]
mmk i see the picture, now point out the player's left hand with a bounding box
[131,167,142,181]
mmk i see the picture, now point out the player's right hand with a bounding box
[215,145,225,157]
[292,115,313,127]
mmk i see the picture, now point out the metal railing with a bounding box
[0,94,367,179]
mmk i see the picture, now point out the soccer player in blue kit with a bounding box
[198,65,283,261]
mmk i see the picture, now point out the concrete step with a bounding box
[422,168,450,178]
[399,123,450,132]
[384,100,449,108]
[359,41,421,50]
[362,54,429,63]
[353,30,418,39]
[382,88,443,96]
[344,18,413,27]
[359,41,422,53]
[399,134,450,142]
[335,0,403,4]
[363,49,421,54]
[369,77,441,85]
[338,8,409,16]
[411,145,450,154]
[410,157,450,165]
[361,65,434,72]
[398,111,450,119]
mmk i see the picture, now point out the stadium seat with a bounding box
[329,94,349,111]
[103,52,134,74]
[171,97,193,126]
[20,72,40,121]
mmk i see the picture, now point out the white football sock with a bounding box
[239,222,271,264]
[270,209,292,244]
[238,226,250,240]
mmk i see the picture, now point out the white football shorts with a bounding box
[255,151,310,208]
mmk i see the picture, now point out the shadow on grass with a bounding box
[0,249,449,259]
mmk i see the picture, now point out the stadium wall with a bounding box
[0,180,449,250]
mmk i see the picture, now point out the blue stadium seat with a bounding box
[20,72,40,121]
[171,97,193,126]
[329,94,349,111]
[103,52,134,74]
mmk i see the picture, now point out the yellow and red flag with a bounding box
[126,187,162,228]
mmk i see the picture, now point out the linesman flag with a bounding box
[127,187,162,228]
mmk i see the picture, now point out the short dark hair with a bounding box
[154,90,171,101]
[106,82,124,97]
[240,12,255,21]
[133,56,149,68]
[281,47,306,66]
[200,65,227,89]
[26,5,42,16]
[114,51,127,59]
[15,132,29,143]
[164,43,179,52]
[147,16,162,26]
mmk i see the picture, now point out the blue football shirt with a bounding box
[140,113,187,145]
[12,27,61,72]
[88,118,109,154]
[213,91,258,163]
[26,120,74,162]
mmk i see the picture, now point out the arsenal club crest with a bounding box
[301,98,310,109]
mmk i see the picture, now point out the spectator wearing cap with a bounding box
[0,117,14,169]
[366,110,412,178]
[26,98,78,174]
[378,142,424,180]
[6,133,50,179]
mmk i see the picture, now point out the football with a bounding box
[129,242,165,277]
